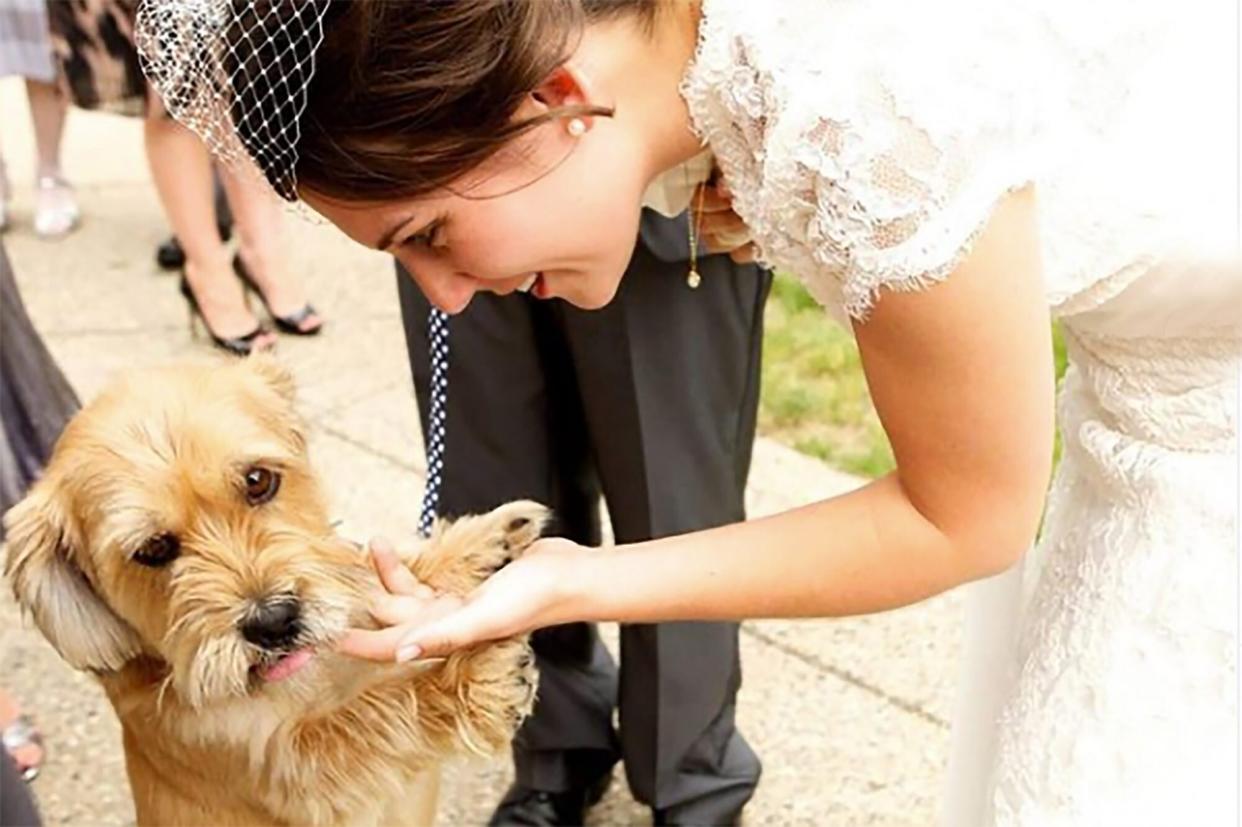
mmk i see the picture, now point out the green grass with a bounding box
[760,276,895,477]
[759,275,1068,478]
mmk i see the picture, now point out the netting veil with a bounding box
[135,0,333,201]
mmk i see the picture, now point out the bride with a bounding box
[138,0,1239,823]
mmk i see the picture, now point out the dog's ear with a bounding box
[240,352,307,451]
[244,352,297,404]
[3,480,143,671]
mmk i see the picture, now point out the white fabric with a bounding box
[642,149,714,218]
[681,1,1240,824]
[135,0,331,201]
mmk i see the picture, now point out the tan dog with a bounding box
[3,356,542,826]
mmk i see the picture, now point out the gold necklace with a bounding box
[686,169,707,289]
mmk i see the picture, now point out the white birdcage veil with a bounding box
[135,0,334,201]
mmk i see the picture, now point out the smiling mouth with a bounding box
[529,273,552,299]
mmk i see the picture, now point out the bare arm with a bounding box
[341,187,1056,660]
[549,185,1055,624]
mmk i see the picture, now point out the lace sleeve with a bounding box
[798,6,1050,318]
[687,0,1052,320]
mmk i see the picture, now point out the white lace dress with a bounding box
[680,1,1240,824]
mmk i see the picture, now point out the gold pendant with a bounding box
[687,269,702,289]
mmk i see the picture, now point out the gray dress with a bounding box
[0,241,79,537]
[0,0,55,82]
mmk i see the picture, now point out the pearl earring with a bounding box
[566,118,587,138]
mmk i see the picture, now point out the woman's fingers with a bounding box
[394,570,531,660]
[337,624,411,662]
[702,226,751,253]
[340,591,467,661]
[702,211,748,237]
[695,183,734,214]
[395,607,493,661]
[367,590,425,626]
[369,537,434,598]
[729,243,759,264]
[702,221,753,256]
[695,181,753,259]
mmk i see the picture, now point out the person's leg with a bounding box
[218,167,322,332]
[155,173,234,271]
[0,748,41,827]
[563,212,771,824]
[24,80,66,181]
[395,269,620,801]
[143,104,274,348]
[24,79,78,238]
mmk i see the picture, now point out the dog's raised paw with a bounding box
[488,500,549,560]
[423,501,553,589]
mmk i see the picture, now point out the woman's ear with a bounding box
[528,64,600,131]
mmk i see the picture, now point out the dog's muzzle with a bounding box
[240,596,303,651]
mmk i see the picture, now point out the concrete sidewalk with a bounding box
[0,79,963,826]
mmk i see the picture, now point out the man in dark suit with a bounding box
[397,206,771,826]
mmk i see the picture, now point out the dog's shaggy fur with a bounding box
[3,356,542,826]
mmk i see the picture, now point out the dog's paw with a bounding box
[498,643,539,730]
[514,646,538,724]
[484,500,549,571]
[413,501,551,593]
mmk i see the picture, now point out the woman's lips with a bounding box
[531,273,550,299]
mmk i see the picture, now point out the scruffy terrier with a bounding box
[3,356,542,826]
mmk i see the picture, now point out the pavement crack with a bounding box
[741,624,948,729]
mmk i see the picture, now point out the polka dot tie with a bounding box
[418,308,449,537]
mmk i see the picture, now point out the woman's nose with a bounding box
[402,257,477,315]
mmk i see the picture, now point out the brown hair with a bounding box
[279,0,658,203]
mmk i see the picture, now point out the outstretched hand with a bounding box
[336,536,585,663]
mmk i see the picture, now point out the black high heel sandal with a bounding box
[179,273,273,356]
[232,256,322,336]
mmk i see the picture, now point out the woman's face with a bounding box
[303,116,653,315]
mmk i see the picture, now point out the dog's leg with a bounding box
[400,501,548,755]
[378,768,440,827]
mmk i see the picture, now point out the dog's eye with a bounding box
[244,467,281,505]
[133,533,180,568]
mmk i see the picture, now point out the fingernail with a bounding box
[396,643,422,663]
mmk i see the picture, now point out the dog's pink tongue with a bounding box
[259,648,314,683]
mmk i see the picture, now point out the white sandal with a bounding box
[33,174,81,238]
[1,712,44,783]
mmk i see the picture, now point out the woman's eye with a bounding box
[404,221,443,249]
[243,466,282,505]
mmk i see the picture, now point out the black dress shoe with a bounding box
[487,774,611,827]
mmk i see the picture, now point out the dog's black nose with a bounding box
[240,598,302,650]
